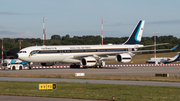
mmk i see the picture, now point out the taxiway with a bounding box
[0,66,180,76]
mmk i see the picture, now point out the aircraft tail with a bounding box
[173,52,180,61]
[123,20,145,44]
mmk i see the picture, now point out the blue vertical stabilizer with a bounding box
[124,20,145,44]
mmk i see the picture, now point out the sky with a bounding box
[0,0,180,39]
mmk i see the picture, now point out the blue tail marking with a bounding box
[173,52,180,62]
[124,20,144,44]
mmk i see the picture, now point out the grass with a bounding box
[0,81,180,101]
[1,73,180,82]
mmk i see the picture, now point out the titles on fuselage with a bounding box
[41,47,57,50]
[70,47,91,49]
[40,47,91,50]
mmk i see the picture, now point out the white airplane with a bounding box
[146,52,180,64]
[17,20,178,69]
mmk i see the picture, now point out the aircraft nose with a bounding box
[17,53,19,59]
[17,53,22,60]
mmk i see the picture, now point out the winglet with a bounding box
[171,45,179,50]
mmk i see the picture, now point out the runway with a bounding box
[1,66,180,76]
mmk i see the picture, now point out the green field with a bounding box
[0,81,180,101]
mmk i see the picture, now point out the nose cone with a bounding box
[17,53,19,59]
[17,53,22,60]
[17,52,31,62]
[17,53,25,61]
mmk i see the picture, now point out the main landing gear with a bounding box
[93,61,105,68]
[70,63,80,68]
[70,61,105,69]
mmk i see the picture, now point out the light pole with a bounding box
[1,39,3,64]
[19,40,23,50]
[101,19,105,45]
[41,17,47,45]
[154,31,158,64]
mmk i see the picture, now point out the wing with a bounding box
[133,45,178,53]
[135,43,169,48]
[71,45,178,60]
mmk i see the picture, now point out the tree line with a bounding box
[0,34,179,59]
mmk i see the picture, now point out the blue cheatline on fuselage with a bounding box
[35,48,135,54]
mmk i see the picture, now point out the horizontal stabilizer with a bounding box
[136,43,169,48]
[133,45,178,53]
[171,45,179,50]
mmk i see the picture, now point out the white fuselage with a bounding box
[17,44,143,63]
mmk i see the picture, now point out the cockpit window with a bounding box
[19,51,27,53]
[30,50,39,56]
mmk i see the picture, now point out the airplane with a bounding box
[146,52,180,64]
[17,20,178,69]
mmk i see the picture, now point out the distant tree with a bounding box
[62,34,70,40]
[51,35,61,40]
[0,35,179,59]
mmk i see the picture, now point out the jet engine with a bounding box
[116,54,132,63]
[41,62,55,66]
[82,57,97,67]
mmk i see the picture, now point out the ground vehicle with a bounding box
[3,59,24,70]
[3,63,23,70]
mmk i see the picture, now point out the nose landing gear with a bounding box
[27,62,33,70]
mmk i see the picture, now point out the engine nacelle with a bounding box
[82,57,97,67]
[116,54,132,63]
[41,62,55,66]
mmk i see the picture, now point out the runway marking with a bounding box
[0,64,180,70]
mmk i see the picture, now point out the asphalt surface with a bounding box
[0,95,107,101]
[1,76,180,87]
[1,66,180,76]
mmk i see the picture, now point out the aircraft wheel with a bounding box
[19,66,22,70]
[70,65,74,68]
[74,65,79,69]
[12,66,16,70]
[29,66,33,70]
[77,65,80,68]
